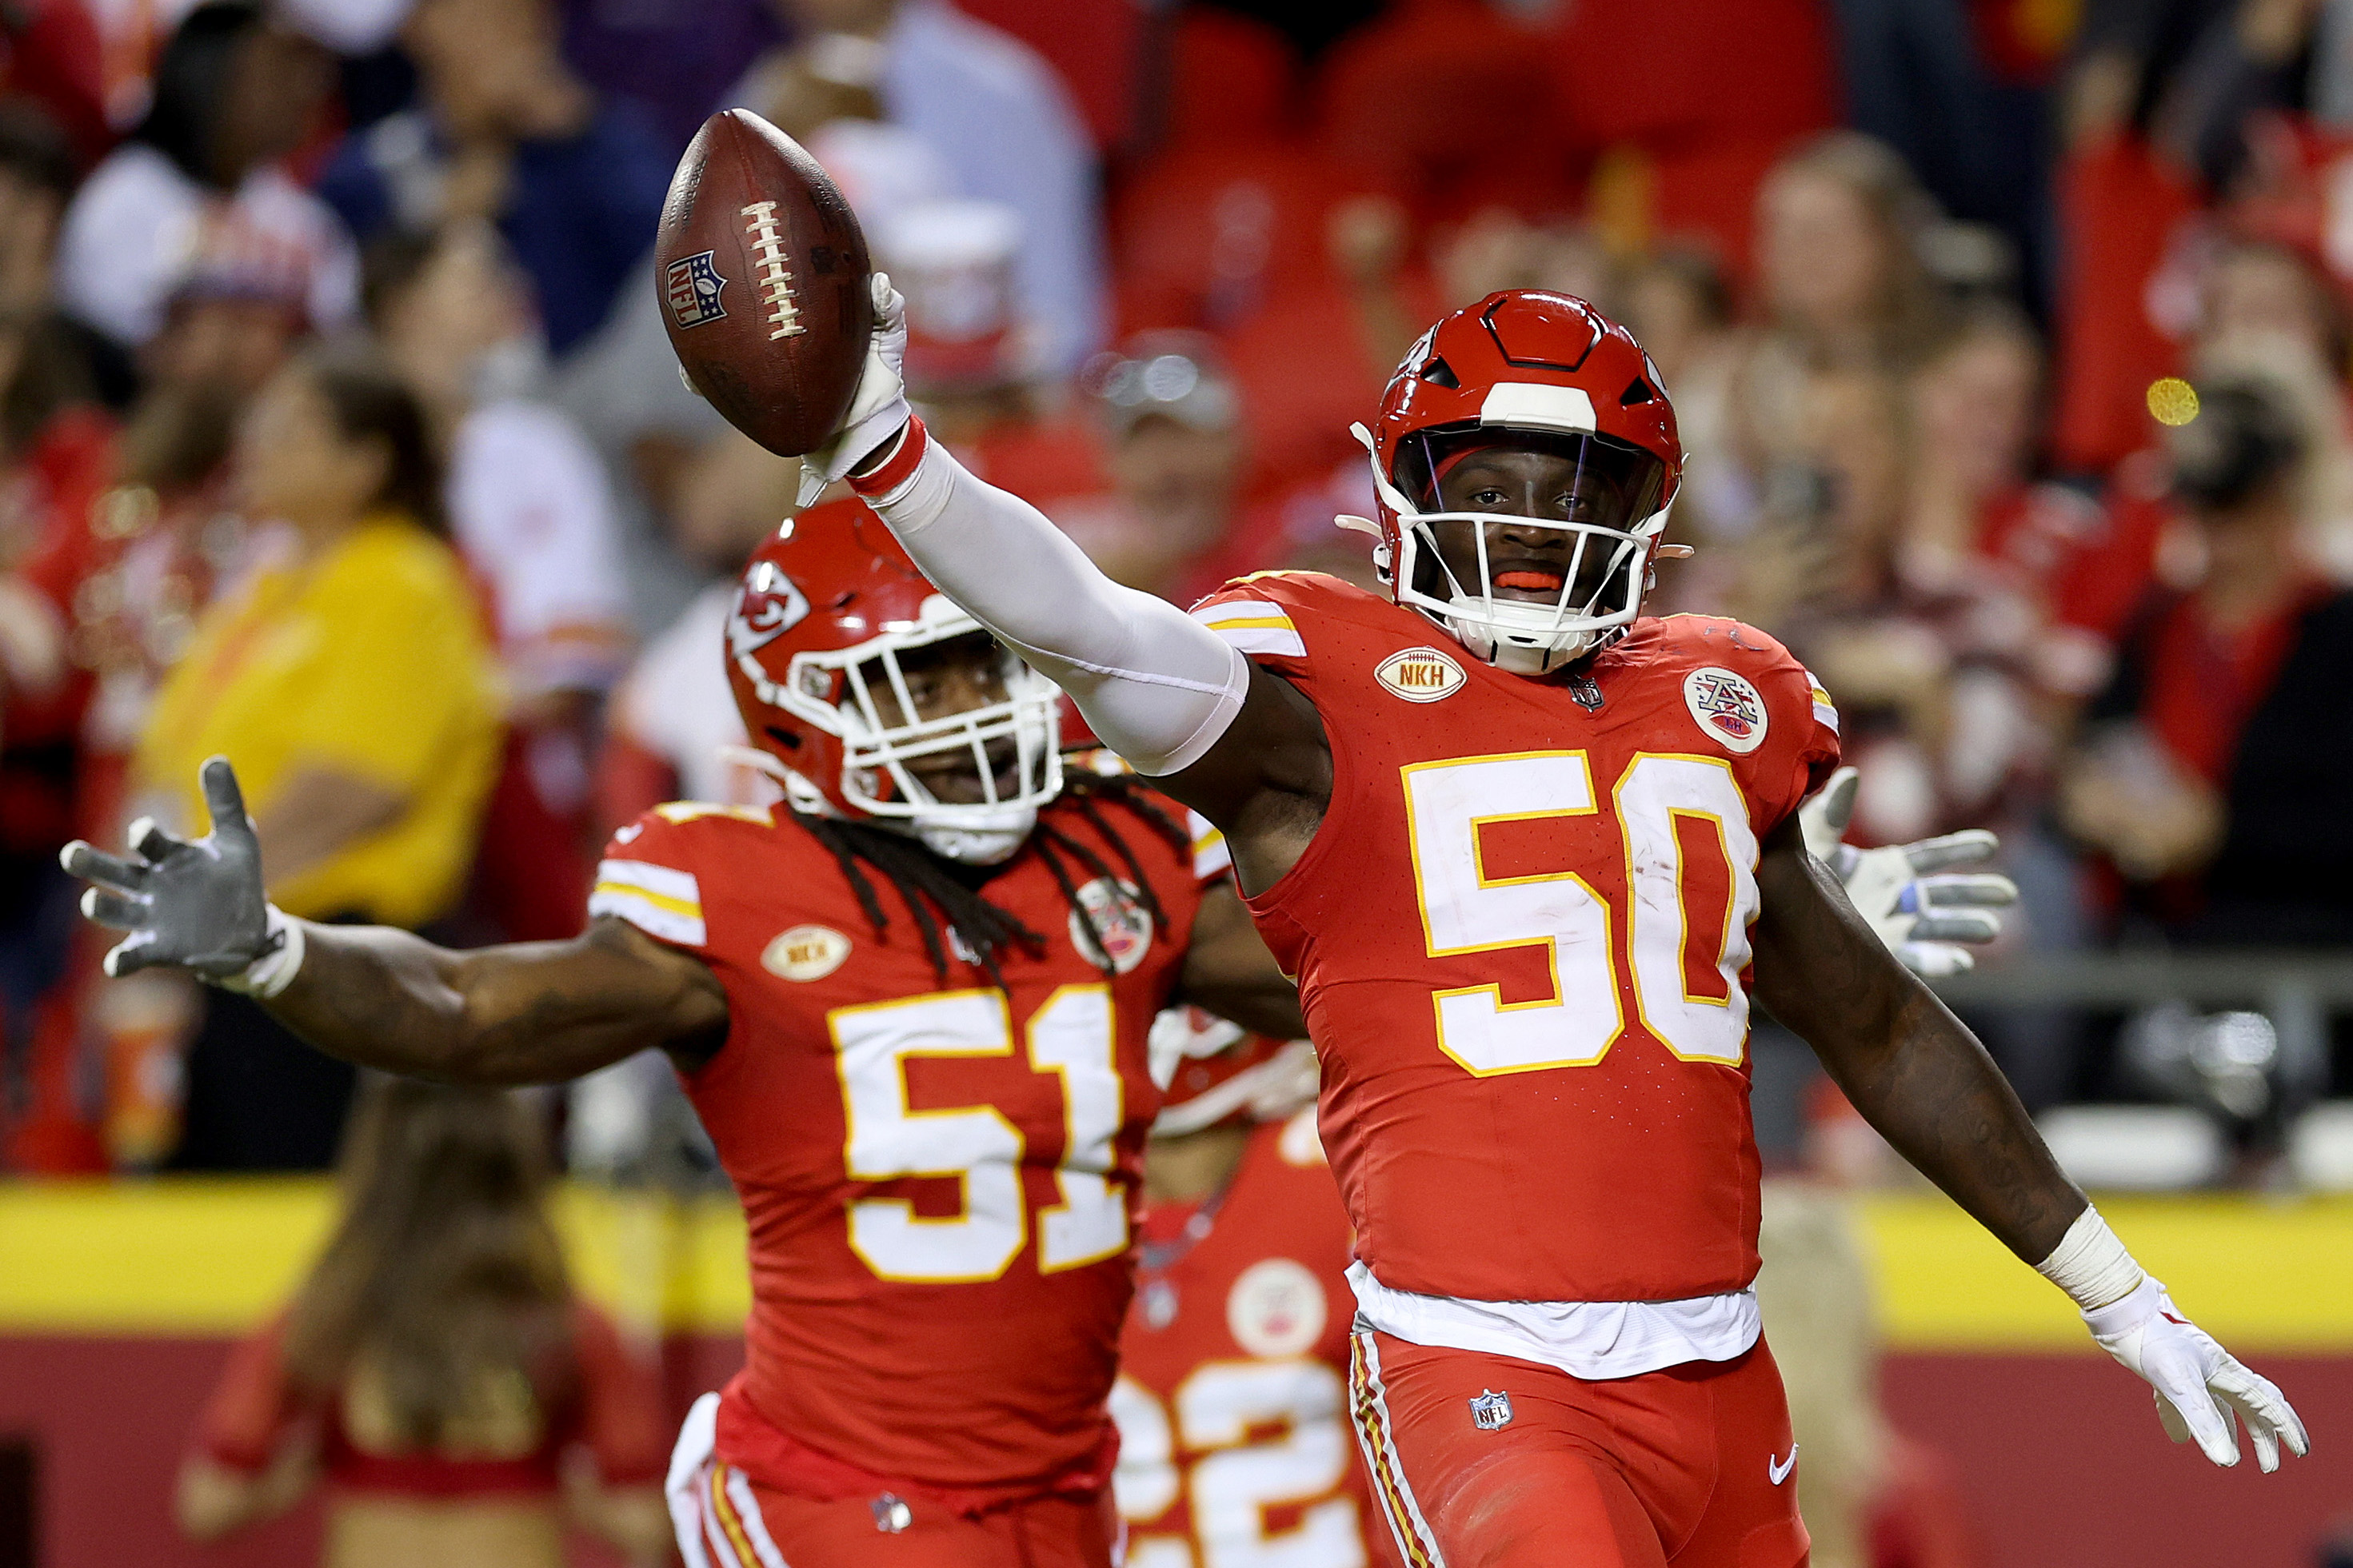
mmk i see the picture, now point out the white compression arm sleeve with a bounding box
[851,418,1250,775]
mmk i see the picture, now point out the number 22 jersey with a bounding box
[589,793,1224,1505]
[1189,573,1840,1310]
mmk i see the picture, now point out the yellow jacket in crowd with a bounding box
[135,515,501,930]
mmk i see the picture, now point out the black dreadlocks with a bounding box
[795,772,1194,990]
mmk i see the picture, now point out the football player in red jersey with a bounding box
[792,280,2308,1566]
[61,500,1304,1568]
[1113,1016,1401,1568]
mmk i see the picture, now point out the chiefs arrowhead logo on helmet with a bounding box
[725,499,1063,864]
[1351,290,1684,677]
[726,560,810,661]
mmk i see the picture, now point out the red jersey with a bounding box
[590,794,1221,1504]
[1188,573,1840,1303]
[1111,1111,1398,1568]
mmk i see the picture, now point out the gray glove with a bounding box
[62,755,278,980]
[1797,764,2019,978]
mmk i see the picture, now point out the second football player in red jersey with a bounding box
[1113,1017,1400,1568]
[801,280,2309,1566]
[62,501,1302,1568]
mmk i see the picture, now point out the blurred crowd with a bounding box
[4,0,2353,1179]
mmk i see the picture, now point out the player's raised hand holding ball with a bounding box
[655,107,911,505]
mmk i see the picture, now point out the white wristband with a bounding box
[217,906,307,999]
[2034,1204,2147,1313]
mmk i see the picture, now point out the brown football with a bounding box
[655,109,873,457]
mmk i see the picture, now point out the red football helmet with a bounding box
[725,497,1062,864]
[1345,290,1683,674]
[1147,1007,1319,1136]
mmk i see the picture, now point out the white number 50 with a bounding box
[1402,751,1758,1075]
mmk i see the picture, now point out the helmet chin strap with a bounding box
[1444,615,1601,676]
[913,808,1037,865]
[725,744,1038,865]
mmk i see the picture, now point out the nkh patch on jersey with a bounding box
[761,924,851,981]
[1375,644,1466,702]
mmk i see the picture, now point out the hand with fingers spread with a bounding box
[61,756,300,992]
[1798,764,2019,977]
[795,272,910,510]
[2084,1275,2310,1471]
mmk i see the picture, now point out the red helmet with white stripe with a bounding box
[1348,290,1682,675]
[725,498,1062,864]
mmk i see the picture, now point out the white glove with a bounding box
[796,272,911,510]
[2084,1275,2309,1471]
[1799,765,2019,978]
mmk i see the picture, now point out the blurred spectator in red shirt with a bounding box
[0,229,310,1174]
[0,307,113,1171]
[0,0,110,170]
[2057,234,2353,672]
[182,1079,671,1567]
[2063,376,2353,944]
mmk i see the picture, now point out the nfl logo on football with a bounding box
[1468,1389,1514,1430]
[666,249,729,329]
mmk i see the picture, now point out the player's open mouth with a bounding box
[912,748,1025,804]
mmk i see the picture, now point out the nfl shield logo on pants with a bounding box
[1469,1389,1514,1430]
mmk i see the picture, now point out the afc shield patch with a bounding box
[1468,1388,1514,1430]
[1683,666,1768,755]
[1069,878,1153,974]
[665,249,729,329]
[1225,1257,1326,1358]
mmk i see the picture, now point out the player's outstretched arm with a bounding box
[63,757,729,1085]
[805,277,1331,872]
[1751,816,2307,1471]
